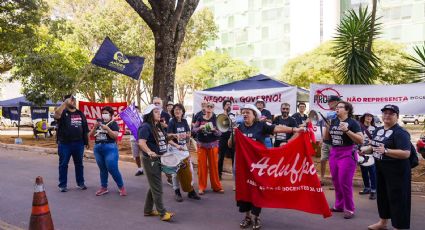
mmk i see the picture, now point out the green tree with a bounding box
[404,43,425,82]
[0,0,47,74]
[280,40,415,88]
[125,0,200,103]
[334,7,381,84]
[176,51,258,103]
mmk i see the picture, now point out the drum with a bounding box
[177,157,193,192]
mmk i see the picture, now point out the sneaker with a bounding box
[239,216,252,229]
[344,211,355,219]
[144,210,160,217]
[330,207,343,212]
[58,187,68,192]
[369,192,377,200]
[175,189,183,202]
[160,212,174,221]
[359,189,371,195]
[253,217,262,230]
[76,184,87,190]
[119,187,127,196]
[188,190,201,200]
[135,170,144,176]
[95,187,109,196]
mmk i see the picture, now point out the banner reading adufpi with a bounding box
[78,101,127,141]
[235,129,331,218]
[193,87,297,115]
[309,83,425,115]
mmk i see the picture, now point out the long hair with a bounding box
[359,114,375,127]
[143,111,163,146]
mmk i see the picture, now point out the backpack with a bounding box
[410,143,419,169]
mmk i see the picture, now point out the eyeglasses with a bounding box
[281,108,290,110]
[336,106,345,109]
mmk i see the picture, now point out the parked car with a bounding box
[401,115,425,125]
[11,113,33,127]
[0,117,12,127]
[417,134,425,159]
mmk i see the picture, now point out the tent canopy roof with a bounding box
[0,96,61,107]
[204,74,309,94]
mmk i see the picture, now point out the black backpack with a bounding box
[410,143,419,169]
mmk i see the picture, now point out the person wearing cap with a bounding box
[218,99,235,180]
[166,101,174,117]
[320,95,342,185]
[358,112,377,200]
[167,103,201,202]
[292,102,308,126]
[138,104,174,221]
[229,104,302,230]
[54,94,89,192]
[365,105,412,230]
[192,102,224,195]
[130,105,144,176]
[255,99,273,148]
[89,106,126,196]
[323,101,363,219]
[272,102,298,147]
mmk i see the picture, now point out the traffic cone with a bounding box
[29,176,54,230]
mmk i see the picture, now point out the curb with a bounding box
[1,142,424,193]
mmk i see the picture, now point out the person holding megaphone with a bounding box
[228,104,302,230]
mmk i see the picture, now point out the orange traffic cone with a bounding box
[29,176,54,230]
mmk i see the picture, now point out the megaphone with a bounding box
[217,114,232,132]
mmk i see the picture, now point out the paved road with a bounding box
[0,149,424,230]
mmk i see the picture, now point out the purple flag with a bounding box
[119,104,142,140]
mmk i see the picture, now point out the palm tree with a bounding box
[404,43,425,82]
[334,6,381,84]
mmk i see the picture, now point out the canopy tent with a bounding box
[204,74,309,101]
[0,96,61,138]
[0,96,61,107]
[193,74,310,115]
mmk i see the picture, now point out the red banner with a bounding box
[235,129,332,218]
[78,101,127,141]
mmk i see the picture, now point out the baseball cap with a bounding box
[381,104,399,114]
[167,101,174,106]
[328,95,341,103]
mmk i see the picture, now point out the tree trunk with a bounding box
[152,31,178,103]
[136,77,141,107]
[367,0,377,53]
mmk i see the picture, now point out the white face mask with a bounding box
[101,113,111,121]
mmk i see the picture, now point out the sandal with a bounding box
[161,212,175,221]
[239,216,252,229]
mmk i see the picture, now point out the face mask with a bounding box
[328,111,337,120]
[102,113,111,121]
[68,105,76,110]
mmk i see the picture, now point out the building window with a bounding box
[262,8,283,21]
[228,16,234,28]
[262,27,269,39]
[401,5,412,19]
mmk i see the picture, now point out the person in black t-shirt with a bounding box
[138,104,174,221]
[153,97,172,184]
[323,101,363,219]
[364,105,412,230]
[89,106,126,196]
[255,99,273,148]
[273,102,298,147]
[292,102,308,126]
[218,99,236,179]
[167,103,201,202]
[229,104,301,230]
[54,94,89,192]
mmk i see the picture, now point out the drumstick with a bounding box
[318,112,330,126]
[93,115,119,136]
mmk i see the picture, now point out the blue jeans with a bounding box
[58,141,85,188]
[360,164,377,192]
[94,143,124,188]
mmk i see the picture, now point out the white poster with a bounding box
[309,83,425,115]
[193,87,298,115]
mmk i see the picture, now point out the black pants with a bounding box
[218,133,234,177]
[376,159,411,229]
[237,201,261,216]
